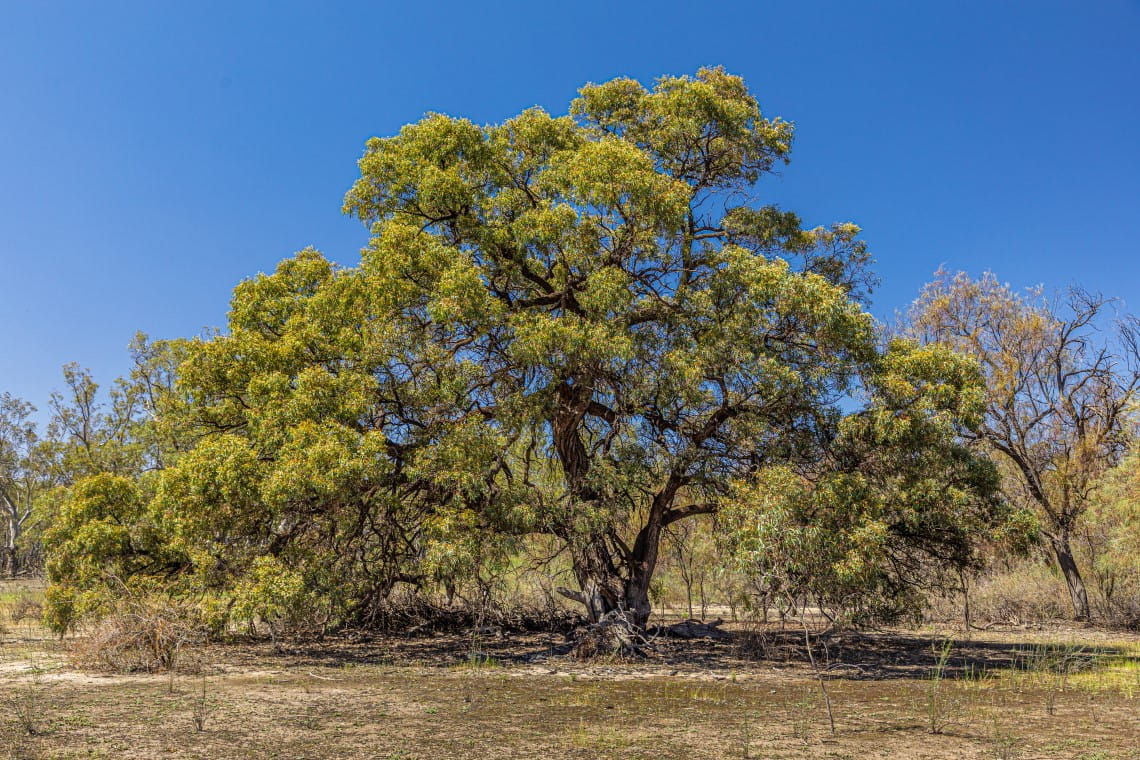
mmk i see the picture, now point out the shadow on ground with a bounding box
[199,624,1140,682]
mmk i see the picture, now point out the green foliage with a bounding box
[1081,448,1140,625]
[41,68,1006,631]
[41,473,185,632]
[719,340,1001,624]
[231,556,316,634]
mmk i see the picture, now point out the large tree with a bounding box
[339,67,889,624]
[46,69,999,631]
[907,271,1140,620]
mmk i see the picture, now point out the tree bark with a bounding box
[2,494,20,579]
[550,379,709,631]
[1050,533,1091,621]
[569,542,623,623]
[558,536,657,628]
[552,380,658,627]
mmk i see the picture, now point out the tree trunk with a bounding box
[621,566,653,628]
[550,380,680,632]
[559,541,655,629]
[1051,533,1091,621]
[4,518,18,579]
[570,542,623,623]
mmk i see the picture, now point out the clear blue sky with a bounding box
[2,1,1138,419]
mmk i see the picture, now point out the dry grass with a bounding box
[1,582,1137,758]
[70,593,206,674]
[0,655,1136,759]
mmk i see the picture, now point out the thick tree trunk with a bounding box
[620,565,653,629]
[562,493,676,629]
[618,485,680,628]
[1051,533,1091,621]
[550,380,682,631]
[558,542,655,628]
[570,543,623,623]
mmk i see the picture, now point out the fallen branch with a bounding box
[650,618,730,640]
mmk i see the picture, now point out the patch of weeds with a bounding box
[555,679,607,709]
[926,637,968,734]
[737,711,767,759]
[569,719,633,752]
[988,713,1021,760]
[4,665,49,736]
[190,676,213,732]
[1014,642,1089,714]
[450,652,501,670]
[785,684,819,746]
[60,713,96,728]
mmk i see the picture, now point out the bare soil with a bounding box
[1,618,1137,759]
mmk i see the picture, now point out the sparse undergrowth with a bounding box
[2,606,1138,759]
[69,592,207,674]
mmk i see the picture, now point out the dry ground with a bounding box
[0,587,1137,758]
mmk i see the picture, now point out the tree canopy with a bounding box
[906,271,1140,620]
[43,68,1002,632]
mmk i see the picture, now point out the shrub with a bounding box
[71,591,205,672]
[7,593,42,627]
[926,561,1071,625]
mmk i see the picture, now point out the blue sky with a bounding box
[2,1,1138,419]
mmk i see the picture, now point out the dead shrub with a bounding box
[350,586,579,635]
[1097,594,1140,630]
[3,665,47,736]
[7,594,42,627]
[928,560,1140,629]
[72,593,206,673]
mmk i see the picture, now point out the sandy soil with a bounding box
[0,623,1137,759]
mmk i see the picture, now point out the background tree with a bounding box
[0,394,51,576]
[906,271,1140,620]
[1080,443,1140,625]
[46,363,146,481]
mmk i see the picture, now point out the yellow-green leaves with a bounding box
[45,474,143,580]
[541,137,691,229]
[573,67,793,189]
[346,114,489,224]
[231,555,314,628]
[44,68,1008,632]
[154,434,264,553]
[857,339,987,443]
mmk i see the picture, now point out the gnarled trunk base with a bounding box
[571,609,648,659]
